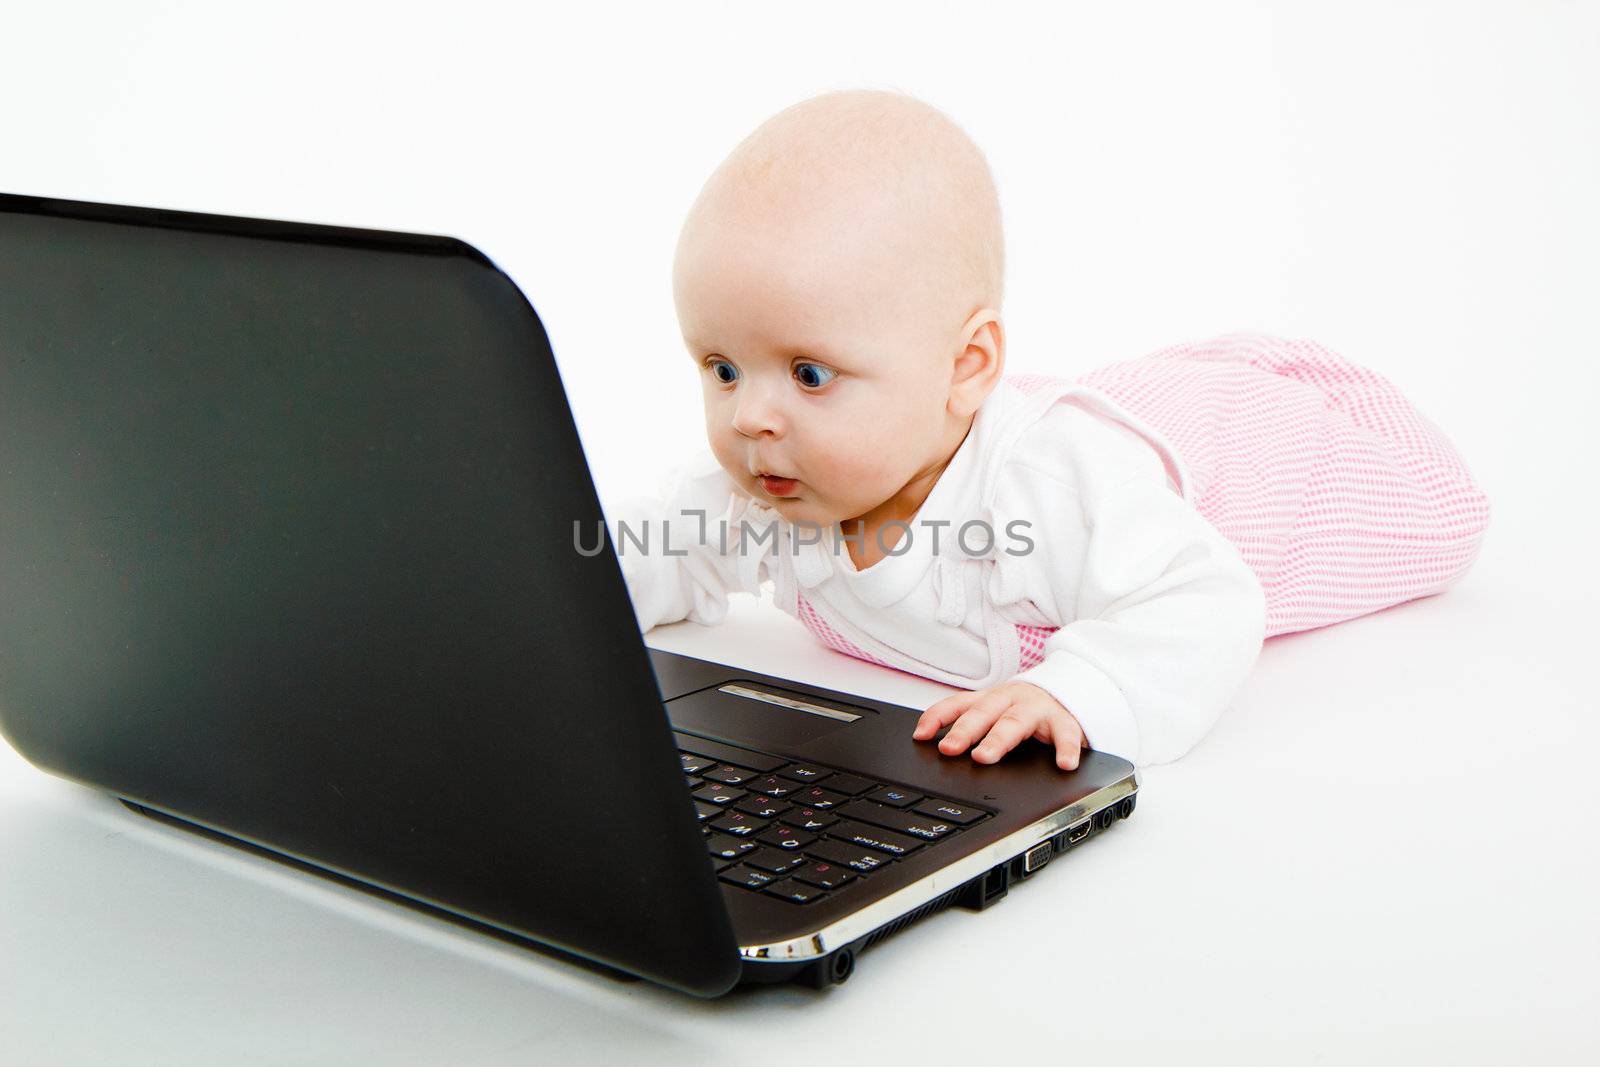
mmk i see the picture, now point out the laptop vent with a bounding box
[859,885,965,954]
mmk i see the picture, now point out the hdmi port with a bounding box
[1067,821,1091,844]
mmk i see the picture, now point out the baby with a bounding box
[611,89,1490,769]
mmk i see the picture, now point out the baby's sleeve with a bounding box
[1002,440,1268,767]
[600,448,767,633]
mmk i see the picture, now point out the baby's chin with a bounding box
[755,493,834,529]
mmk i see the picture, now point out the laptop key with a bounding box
[709,810,766,837]
[826,819,924,857]
[865,786,923,808]
[719,864,777,889]
[805,838,889,872]
[775,763,830,782]
[791,861,856,890]
[817,772,875,796]
[680,753,715,775]
[756,826,816,851]
[692,800,721,822]
[779,806,838,832]
[706,833,758,860]
[789,786,849,809]
[893,811,958,840]
[701,764,756,786]
[762,879,828,904]
[837,799,956,840]
[910,798,986,825]
[745,775,797,798]
[734,796,791,819]
[691,783,747,805]
[744,847,808,874]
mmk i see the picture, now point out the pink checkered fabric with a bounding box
[794,333,1491,670]
[794,590,895,668]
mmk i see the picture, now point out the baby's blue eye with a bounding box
[794,362,836,389]
[707,358,739,384]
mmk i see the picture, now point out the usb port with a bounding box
[1023,841,1052,873]
[1067,821,1090,844]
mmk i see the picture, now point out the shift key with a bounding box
[837,799,956,840]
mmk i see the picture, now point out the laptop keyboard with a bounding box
[678,735,992,906]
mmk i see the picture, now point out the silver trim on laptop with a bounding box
[716,683,864,723]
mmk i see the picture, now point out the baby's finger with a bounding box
[972,711,1037,764]
[913,692,976,739]
[1047,709,1086,771]
[937,693,1015,755]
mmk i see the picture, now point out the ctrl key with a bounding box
[762,878,829,904]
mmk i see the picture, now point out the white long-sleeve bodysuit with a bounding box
[606,377,1268,767]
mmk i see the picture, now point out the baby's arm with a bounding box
[917,422,1267,768]
[602,448,767,633]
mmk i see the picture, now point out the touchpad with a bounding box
[665,680,876,750]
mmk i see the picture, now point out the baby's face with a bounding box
[674,207,964,532]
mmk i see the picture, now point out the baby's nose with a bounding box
[731,384,785,437]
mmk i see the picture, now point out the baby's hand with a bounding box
[912,681,1088,771]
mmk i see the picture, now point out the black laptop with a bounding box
[0,192,1139,997]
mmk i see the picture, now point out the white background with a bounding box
[2,1,1597,1063]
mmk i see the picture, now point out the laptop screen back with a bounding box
[0,194,742,997]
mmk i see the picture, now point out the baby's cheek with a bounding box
[825,458,897,515]
[707,440,752,493]
[834,428,902,482]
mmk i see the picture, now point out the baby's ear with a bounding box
[949,309,1005,416]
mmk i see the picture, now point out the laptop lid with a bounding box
[0,192,743,997]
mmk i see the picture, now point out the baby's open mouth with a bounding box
[757,472,800,497]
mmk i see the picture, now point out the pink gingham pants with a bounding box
[796,333,1491,670]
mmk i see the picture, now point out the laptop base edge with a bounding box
[116,787,1136,994]
[736,790,1138,990]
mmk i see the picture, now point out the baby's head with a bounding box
[672,89,1006,534]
